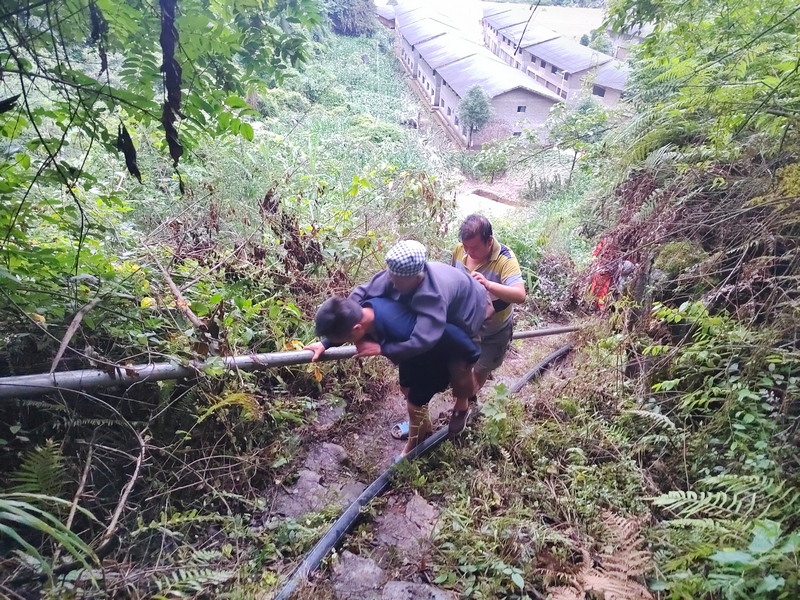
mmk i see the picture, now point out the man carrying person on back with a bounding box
[305,240,492,440]
[308,294,481,456]
[452,214,526,399]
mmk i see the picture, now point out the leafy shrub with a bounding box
[256,88,312,117]
[642,301,800,598]
[325,0,378,37]
[347,114,403,143]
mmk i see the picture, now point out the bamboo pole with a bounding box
[0,326,579,400]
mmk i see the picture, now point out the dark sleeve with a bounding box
[349,270,390,305]
[436,324,481,363]
[381,286,446,362]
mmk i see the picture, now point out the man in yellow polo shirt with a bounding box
[452,214,526,397]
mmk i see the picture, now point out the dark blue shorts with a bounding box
[399,324,480,407]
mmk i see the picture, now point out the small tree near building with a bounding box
[580,34,590,46]
[589,29,613,54]
[546,93,609,183]
[458,85,494,149]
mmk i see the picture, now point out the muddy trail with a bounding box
[267,328,577,599]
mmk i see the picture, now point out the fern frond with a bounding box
[153,567,234,597]
[623,409,677,431]
[188,549,223,565]
[633,434,671,453]
[583,573,652,600]
[10,441,66,499]
[197,392,263,423]
[643,144,676,172]
[52,418,148,430]
[548,586,582,600]
[549,513,653,600]
[697,474,800,519]
[651,489,773,519]
[634,189,663,223]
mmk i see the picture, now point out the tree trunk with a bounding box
[568,149,578,185]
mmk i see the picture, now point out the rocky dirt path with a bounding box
[266,328,576,599]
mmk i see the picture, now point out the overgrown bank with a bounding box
[0,11,462,596]
[2,0,799,597]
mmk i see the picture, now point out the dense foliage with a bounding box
[0,2,450,594]
[1,0,798,597]
[325,0,378,37]
[459,85,494,148]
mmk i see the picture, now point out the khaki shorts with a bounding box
[475,320,513,377]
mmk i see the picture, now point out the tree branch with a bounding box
[148,249,207,331]
[49,296,103,373]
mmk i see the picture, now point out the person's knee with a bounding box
[451,371,477,397]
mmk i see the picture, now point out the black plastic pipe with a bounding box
[274,343,573,600]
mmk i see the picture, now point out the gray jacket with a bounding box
[349,261,489,363]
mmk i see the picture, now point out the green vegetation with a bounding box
[2,0,799,597]
[325,0,379,37]
[459,85,494,149]
[0,5,446,595]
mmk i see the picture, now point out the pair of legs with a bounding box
[398,356,477,456]
[469,321,514,401]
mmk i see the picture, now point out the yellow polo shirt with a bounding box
[452,239,523,335]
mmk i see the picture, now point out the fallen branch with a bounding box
[49,297,103,373]
[148,249,207,331]
[101,428,147,545]
[52,440,95,566]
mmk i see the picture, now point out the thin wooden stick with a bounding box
[65,443,94,533]
[49,296,102,373]
[101,429,146,545]
[52,441,95,566]
[148,249,206,331]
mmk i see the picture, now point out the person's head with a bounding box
[459,214,494,263]
[314,297,366,345]
[385,240,426,294]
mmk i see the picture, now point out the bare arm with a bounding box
[471,272,526,304]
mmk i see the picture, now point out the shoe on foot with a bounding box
[448,408,469,437]
[391,421,410,440]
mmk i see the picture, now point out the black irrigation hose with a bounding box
[274,343,574,600]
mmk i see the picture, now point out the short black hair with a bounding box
[459,214,493,243]
[315,296,363,339]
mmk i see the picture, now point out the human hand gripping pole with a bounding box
[303,341,327,362]
[354,339,382,358]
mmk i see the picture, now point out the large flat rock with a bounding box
[374,494,439,556]
[304,442,349,474]
[332,550,386,600]
[382,581,458,600]
[272,470,328,517]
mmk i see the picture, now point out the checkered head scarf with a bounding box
[385,240,426,277]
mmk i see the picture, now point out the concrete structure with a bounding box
[494,22,559,71]
[397,17,459,78]
[482,9,530,53]
[436,54,561,144]
[591,59,629,106]
[522,37,613,100]
[393,3,429,30]
[415,32,501,107]
[607,23,655,59]
[376,5,395,29]
[481,7,628,105]
[389,4,599,147]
